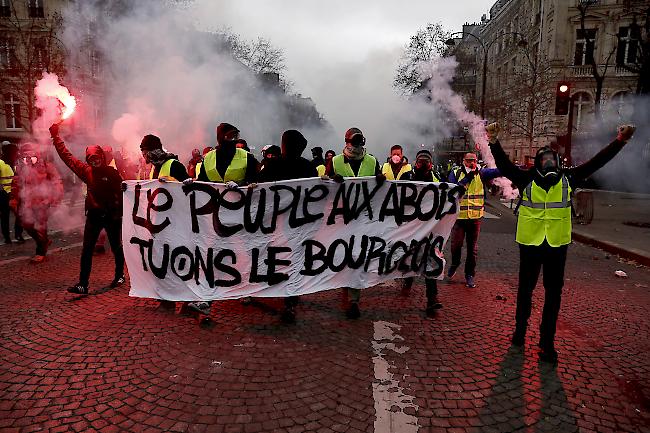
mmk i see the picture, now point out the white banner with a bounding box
[122,178,463,301]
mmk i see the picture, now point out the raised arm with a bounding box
[486,123,530,189]
[49,123,90,183]
[568,125,635,181]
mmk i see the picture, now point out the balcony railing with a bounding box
[571,65,639,78]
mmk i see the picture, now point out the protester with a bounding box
[192,123,259,315]
[447,152,501,288]
[2,142,23,242]
[326,127,384,319]
[140,134,189,182]
[381,144,412,180]
[324,149,336,166]
[140,134,189,310]
[258,130,318,323]
[487,122,636,363]
[0,153,14,245]
[400,149,443,316]
[235,139,250,152]
[187,148,202,178]
[9,143,63,263]
[194,146,213,179]
[311,146,326,176]
[258,144,280,174]
[50,123,125,294]
[197,123,258,185]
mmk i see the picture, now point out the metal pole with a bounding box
[566,95,576,165]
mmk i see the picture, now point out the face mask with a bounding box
[88,158,102,168]
[391,155,402,164]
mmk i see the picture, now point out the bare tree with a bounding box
[0,0,67,133]
[576,0,618,121]
[394,22,451,95]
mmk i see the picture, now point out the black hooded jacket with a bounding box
[54,138,123,218]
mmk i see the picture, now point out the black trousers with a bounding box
[404,277,438,303]
[0,190,10,241]
[515,241,568,350]
[79,213,124,286]
[450,219,481,277]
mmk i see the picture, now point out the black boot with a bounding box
[425,279,442,317]
[346,302,360,319]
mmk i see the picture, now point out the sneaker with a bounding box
[188,301,211,315]
[240,297,253,305]
[67,284,88,295]
[447,264,458,279]
[109,275,126,288]
[346,303,361,319]
[158,300,176,310]
[15,236,25,244]
[30,255,46,264]
[1,240,12,246]
[465,275,476,288]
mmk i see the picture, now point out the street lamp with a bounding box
[446,31,528,120]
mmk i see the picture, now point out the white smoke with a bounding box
[419,57,519,199]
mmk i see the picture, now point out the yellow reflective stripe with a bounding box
[333,154,377,177]
[204,148,248,183]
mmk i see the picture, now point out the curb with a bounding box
[571,230,650,267]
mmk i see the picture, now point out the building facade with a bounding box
[453,0,646,163]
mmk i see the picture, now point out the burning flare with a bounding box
[35,73,77,121]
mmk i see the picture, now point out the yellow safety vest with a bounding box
[316,164,326,177]
[108,159,117,169]
[195,161,203,178]
[382,163,412,180]
[516,176,572,247]
[203,148,248,183]
[332,154,377,178]
[455,168,484,219]
[0,161,13,193]
[149,159,177,180]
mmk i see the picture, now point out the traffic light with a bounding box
[554,81,571,115]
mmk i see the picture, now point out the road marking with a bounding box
[372,321,419,433]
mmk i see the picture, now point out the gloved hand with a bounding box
[320,175,330,181]
[225,180,239,189]
[617,124,636,143]
[49,123,59,139]
[247,183,257,190]
[182,178,193,186]
[121,182,127,192]
[159,177,168,183]
[375,173,386,185]
[486,122,500,144]
[332,174,344,184]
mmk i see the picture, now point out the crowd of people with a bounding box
[0,121,636,363]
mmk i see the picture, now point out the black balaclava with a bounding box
[216,123,239,149]
[281,130,308,159]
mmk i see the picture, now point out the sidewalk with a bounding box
[494,190,650,266]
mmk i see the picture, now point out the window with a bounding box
[575,29,596,65]
[610,91,633,119]
[33,38,48,69]
[0,38,16,70]
[4,94,21,129]
[0,0,11,17]
[617,26,639,65]
[28,0,44,18]
[572,92,592,131]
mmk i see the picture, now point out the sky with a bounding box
[189,0,497,148]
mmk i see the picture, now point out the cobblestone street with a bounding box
[1,212,649,433]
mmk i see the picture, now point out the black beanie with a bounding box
[281,130,308,154]
[140,134,162,151]
[416,149,433,160]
